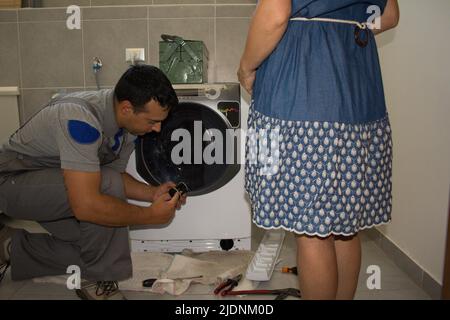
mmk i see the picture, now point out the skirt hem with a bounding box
[252,218,391,238]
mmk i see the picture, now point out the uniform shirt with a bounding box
[0,89,136,173]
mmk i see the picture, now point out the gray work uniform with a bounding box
[0,89,136,281]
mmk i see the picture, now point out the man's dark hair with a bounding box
[114,64,178,112]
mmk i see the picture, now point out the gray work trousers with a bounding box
[0,167,132,281]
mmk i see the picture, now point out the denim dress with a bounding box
[245,0,393,237]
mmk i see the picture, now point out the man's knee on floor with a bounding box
[78,219,130,256]
[78,224,132,281]
[100,168,125,200]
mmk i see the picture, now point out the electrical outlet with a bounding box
[126,48,145,64]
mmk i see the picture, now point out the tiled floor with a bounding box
[0,220,431,300]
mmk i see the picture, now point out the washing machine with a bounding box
[126,83,252,252]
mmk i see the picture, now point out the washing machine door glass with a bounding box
[136,102,240,196]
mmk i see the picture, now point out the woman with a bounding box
[239,0,399,300]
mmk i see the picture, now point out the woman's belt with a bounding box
[290,17,372,48]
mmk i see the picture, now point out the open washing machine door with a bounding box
[135,92,240,196]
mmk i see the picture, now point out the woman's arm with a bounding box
[373,0,400,35]
[238,0,291,94]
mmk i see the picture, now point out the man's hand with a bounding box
[176,192,187,210]
[153,181,187,210]
[63,170,186,227]
[152,181,176,201]
[145,192,180,225]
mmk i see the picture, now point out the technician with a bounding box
[0,65,185,300]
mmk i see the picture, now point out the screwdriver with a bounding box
[281,266,298,275]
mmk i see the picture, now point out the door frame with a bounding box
[442,187,450,299]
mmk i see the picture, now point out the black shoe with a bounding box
[75,281,126,300]
[0,223,14,284]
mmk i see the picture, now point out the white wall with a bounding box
[376,0,450,285]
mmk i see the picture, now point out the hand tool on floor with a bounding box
[223,288,301,300]
[142,278,157,288]
[281,266,298,275]
[143,275,203,288]
[214,274,243,296]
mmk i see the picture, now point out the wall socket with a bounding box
[125,48,145,65]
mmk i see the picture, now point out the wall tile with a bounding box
[422,272,442,300]
[83,19,148,87]
[13,2,254,105]
[20,88,84,123]
[18,8,68,22]
[363,227,383,246]
[19,22,84,88]
[394,252,424,288]
[379,236,424,287]
[91,0,152,6]
[154,0,214,3]
[148,18,215,82]
[39,0,90,8]
[0,23,20,87]
[82,6,147,20]
[0,9,17,22]
[85,86,113,90]
[216,0,256,3]
[216,4,255,17]
[216,18,250,82]
[148,5,214,18]
[18,94,24,125]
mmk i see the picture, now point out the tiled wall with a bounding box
[0,1,256,123]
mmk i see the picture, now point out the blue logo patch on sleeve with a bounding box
[68,120,100,144]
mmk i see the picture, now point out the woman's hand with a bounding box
[237,65,256,95]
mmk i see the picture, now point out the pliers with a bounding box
[214,274,243,296]
[223,288,301,300]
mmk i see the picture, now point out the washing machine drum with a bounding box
[135,102,240,196]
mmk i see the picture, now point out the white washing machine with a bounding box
[126,83,252,252]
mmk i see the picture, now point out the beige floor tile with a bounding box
[0,221,432,300]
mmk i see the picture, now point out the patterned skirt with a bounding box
[244,107,393,237]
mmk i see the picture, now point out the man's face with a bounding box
[125,100,169,136]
